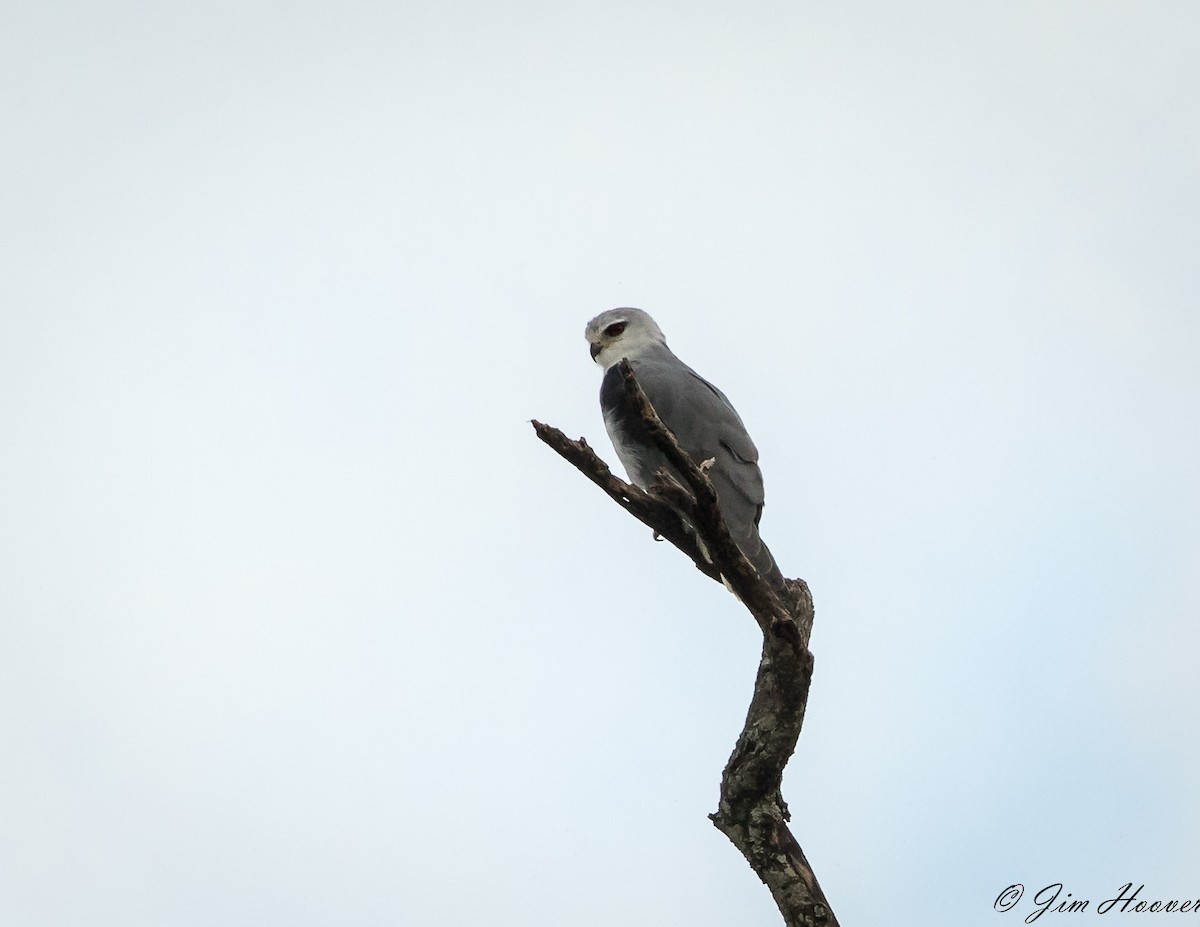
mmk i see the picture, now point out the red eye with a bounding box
[604,321,627,337]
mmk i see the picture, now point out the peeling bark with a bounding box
[532,361,838,927]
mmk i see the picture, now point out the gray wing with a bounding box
[601,346,783,586]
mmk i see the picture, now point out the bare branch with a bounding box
[532,365,838,927]
[530,420,722,583]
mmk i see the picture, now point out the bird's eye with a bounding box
[604,321,627,337]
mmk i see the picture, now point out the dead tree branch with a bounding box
[532,361,838,927]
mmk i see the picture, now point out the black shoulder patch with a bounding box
[600,364,654,447]
[599,364,624,417]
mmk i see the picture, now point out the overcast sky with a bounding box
[2,2,1198,925]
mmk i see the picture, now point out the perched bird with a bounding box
[584,307,785,588]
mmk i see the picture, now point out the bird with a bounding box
[584,307,785,588]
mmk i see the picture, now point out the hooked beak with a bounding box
[589,342,601,360]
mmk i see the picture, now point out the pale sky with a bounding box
[2,2,1198,925]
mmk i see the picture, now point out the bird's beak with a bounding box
[589,343,601,360]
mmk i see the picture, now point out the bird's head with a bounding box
[584,308,668,369]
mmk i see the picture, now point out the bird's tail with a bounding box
[749,536,786,589]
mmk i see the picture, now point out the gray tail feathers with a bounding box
[747,536,786,589]
[725,516,786,589]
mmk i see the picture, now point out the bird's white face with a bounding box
[584,308,668,370]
